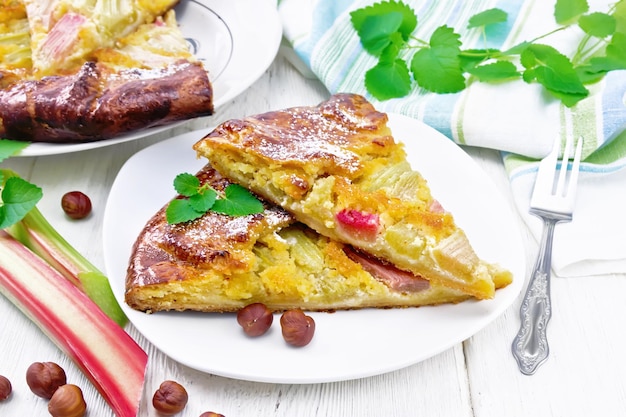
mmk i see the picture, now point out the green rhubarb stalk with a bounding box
[1,168,127,326]
[0,230,147,417]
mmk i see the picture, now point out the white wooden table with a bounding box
[2,48,626,417]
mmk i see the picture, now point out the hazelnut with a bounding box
[200,413,225,417]
[48,384,86,417]
[236,303,273,337]
[152,380,188,415]
[61,191,92,220]
[26,361,67,399]
[0,375,12,401]
[280,309,315,347]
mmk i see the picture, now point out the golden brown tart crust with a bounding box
[206,93,390,178]
[125,165,487,313]
[0,5,213,143]
[0,60,212,143]
[193,93,512,299]
[127,165,291,287]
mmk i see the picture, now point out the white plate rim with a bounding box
[103,113,526,384]
[16,0,282,157]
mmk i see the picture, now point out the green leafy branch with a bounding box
[350,0,626,106]
[165,172,264,224]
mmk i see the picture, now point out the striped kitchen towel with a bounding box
[279,0,626,277]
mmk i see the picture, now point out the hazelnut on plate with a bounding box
[280,309,316,347]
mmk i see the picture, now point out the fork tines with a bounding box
[530,135,583,217]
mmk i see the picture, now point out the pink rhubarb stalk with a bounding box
[8,206,86,287]
[0,230,147,417]
[7,205,127,327]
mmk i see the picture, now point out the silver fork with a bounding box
[512,134,583,375]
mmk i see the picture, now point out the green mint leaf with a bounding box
[521,44,588,106]
[576,58,619,83]
[502,41,532,56]
[541,89,588,107]
[521,44,588,94]
[364,32,410,100]
[189,188,217,212]
[467,60,520,81]
[577,30,626,80]
[0,176,43,228]
[349,0,622,107]
[554,0,589,25]
[410,25,465,93]
[459,48,501,71]
[0,139,30,162]
[165,198,204,224]
[365,58,412,100]
[467,8,507,29]
[211,184,264,217]
[579,32,626,81]
[357,12,405,56]
[173,173,200,197]
[578,12,616,37]
[166,172,264,224]
[613,0,626,35]
[522,67,536,83]
[351,0,417,42]
[606,32,626,63]
[379,31,404,61]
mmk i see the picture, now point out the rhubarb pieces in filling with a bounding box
[125,165,484,313]
[0,3,213,143]
[193,93,512,300]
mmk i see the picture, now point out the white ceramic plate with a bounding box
[18,0,282,157]
[103,114,525,384]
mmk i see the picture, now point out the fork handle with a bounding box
[512,216,558,375]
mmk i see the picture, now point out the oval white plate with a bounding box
[103,113,525,384]
[18,0,282,157]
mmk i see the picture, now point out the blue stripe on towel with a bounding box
[423,0,526,140]
[601,70,626,143]
[296,0,355,68]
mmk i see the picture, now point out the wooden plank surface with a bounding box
[1,51,625,417]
